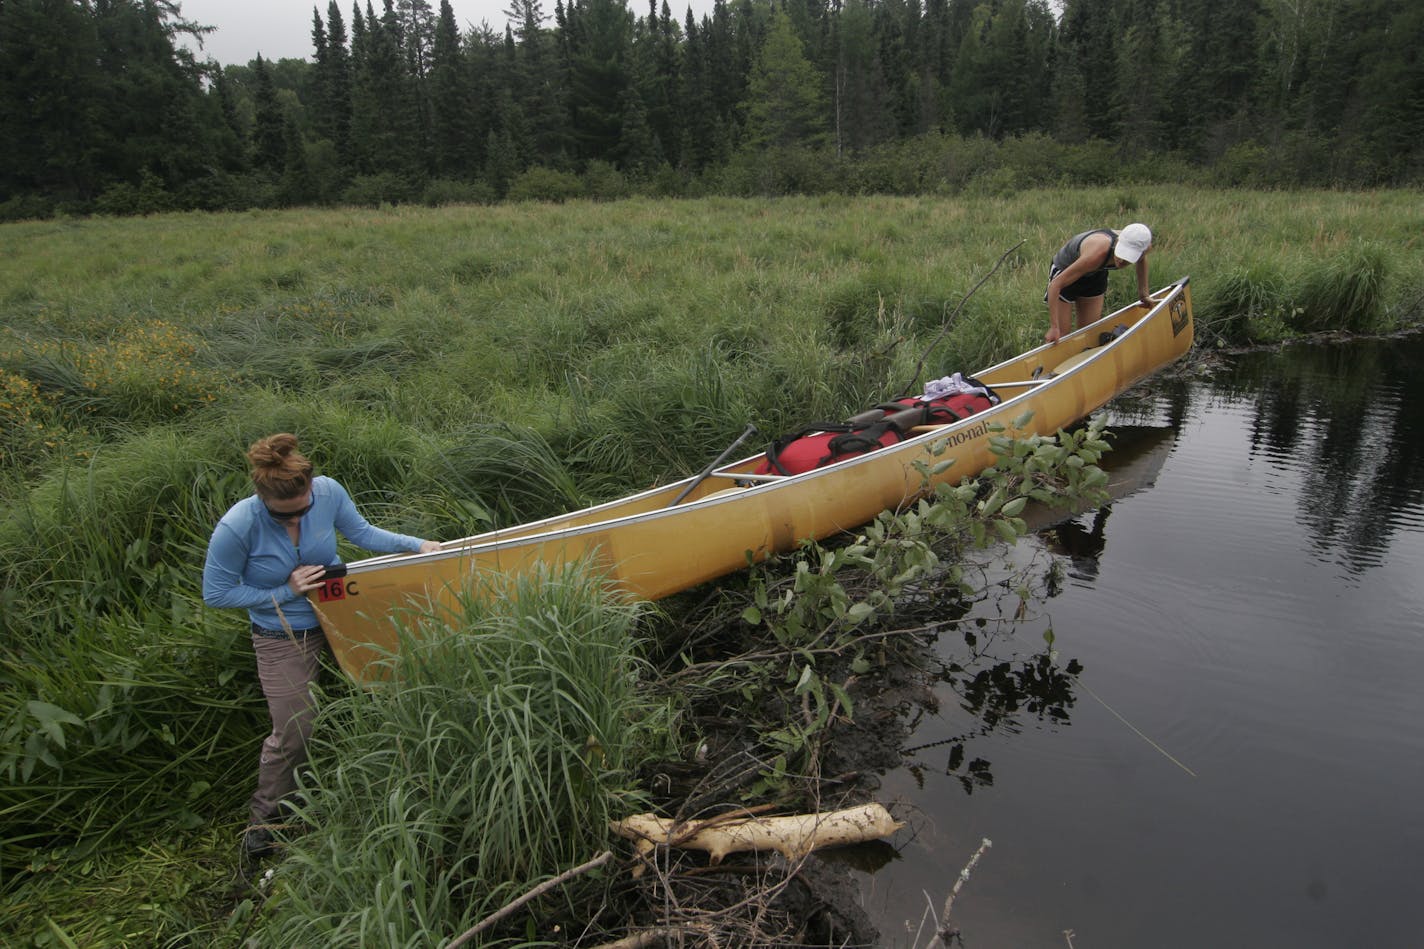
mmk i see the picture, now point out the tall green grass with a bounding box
[0,429,268,875]
[1297,244,1392,333]
[1,826,247,947]
[1198,261,1293,342]
[1199,245,1395,342]
[0,597,260,862]
[257,565,674,946]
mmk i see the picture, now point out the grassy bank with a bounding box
[1,189,1420,944]
[4,191,1419,457]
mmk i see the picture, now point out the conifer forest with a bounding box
[1,0,1420,218]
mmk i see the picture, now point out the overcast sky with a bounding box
[177,0,709,66]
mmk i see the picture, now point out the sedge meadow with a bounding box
[2,189,1421,945]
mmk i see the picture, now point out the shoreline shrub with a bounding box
[508,167,585,203]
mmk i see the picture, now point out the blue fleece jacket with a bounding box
[202,475,423,630]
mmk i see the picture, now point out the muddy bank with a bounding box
[597,598,980,947]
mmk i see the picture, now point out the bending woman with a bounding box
[202,433,439,861]
[1044,223,1153,343]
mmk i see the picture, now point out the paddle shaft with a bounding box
[669,423,760,507]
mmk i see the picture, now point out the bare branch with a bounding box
[447,850,613,948]
[897,240,1025,400]
[926,837,993,948]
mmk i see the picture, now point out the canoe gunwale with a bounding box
[336,278,1193,579]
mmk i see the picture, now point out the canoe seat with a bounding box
[1047,347,1098,378]
[1047,323,1129,377]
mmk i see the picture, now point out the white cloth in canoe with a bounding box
[920,372,998,404]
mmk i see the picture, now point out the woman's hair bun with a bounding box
[247,433,312,498]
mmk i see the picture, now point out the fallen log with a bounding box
[610,802,903,874]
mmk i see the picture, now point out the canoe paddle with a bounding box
[668,423,760,507]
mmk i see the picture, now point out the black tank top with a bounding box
[1052,229,1120,272]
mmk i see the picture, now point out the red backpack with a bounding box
[754,383,997,477]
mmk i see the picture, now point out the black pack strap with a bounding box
[764,422,857,476]
[845,401,931,429]
[823,420,902,463]
[1097,323,1129,346]
[922,403,963,423]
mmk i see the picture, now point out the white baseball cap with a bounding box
[1116,223,1152,263]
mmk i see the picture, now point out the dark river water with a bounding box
[851,333,1424,947]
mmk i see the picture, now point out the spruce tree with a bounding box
[326,2,355,161]
[430,0,477,178]
[832,0,896,153]
[0,0,104,200]
[742,9,827,151]
[564,0,635,164]
[350,0,420,176]
[676,11,719,170]
[1055,0,1119,140]
[870,0,915,135]
[250,55,287,174]
[311,2,355,163]
[504,0,569,165]
[617,65,661,174]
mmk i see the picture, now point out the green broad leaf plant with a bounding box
[731,414,1112,795]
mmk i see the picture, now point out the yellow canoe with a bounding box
[312,278,1194,680]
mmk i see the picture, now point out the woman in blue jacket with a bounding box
[203,432,439,860]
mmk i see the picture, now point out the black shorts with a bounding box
[1044,263,1109,303]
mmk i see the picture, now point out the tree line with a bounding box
[2,0,1421,218]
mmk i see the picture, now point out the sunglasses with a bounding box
[264,500,312,520]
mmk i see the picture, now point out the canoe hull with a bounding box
[312,280,1194,679]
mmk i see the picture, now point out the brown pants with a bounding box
[248,631,328,826]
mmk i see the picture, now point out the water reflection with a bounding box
[1208,334,1424,574]
[1038,334,1424,579]
[858,332,1424,947]
[899,623,1085,796]
[892,425,1183,798]
[847,342,1411,802]
[1030,423,1177,590]
[1042,507,1111,583]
